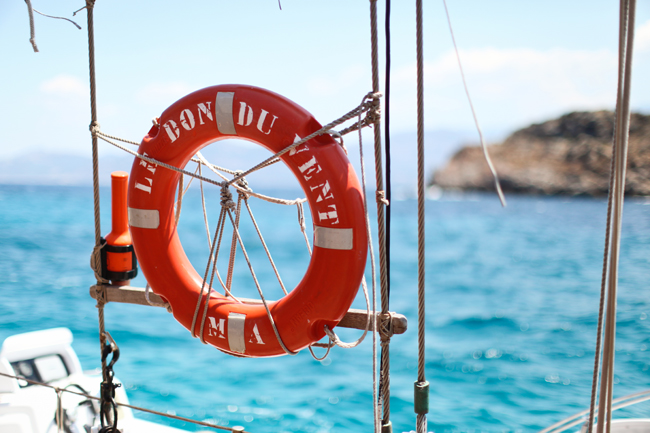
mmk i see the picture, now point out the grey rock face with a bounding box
[431,111,650,196]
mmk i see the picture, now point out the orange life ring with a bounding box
[127,84,368,357]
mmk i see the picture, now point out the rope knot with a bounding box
[89,121,101,136]
[376,190,389,206]
[379,312,394,341]
[363,92,382,126]
[233,170,250,191]
[95,284,107,308]
[220,185,236,209]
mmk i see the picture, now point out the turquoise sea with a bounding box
[1,184,649,432]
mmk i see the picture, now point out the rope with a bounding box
[94,285,108,386]
[222,204,298,355]
[93,131,224,189]
[225,192,244,293]
[308,337,334,361]
[145,284,172,311]
[82,3,113,422]
[356,84,381,433]
[193,206,230,338]
[296,202,312,255]
[198,164,213,251]
[0,372,247,432]
[24,0,39,52]
[89,243,109,284]
[33,8,82,29]
[587,78,619,433]
[594,1,636,432]
[227,93,381,187]
[368,0,391,430]
[190,186,295,355]
[55,388,64,432]
[174,173,184,227]
[195,152,307,206]
[244,198,289,296]
[442,0,506,208]
[323,275,372,349]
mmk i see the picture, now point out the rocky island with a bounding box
[431,111,650,196]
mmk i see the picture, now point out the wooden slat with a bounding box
[90,285,407,335]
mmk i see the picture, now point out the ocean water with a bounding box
[1,184,649,433]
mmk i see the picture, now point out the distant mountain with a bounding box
[431,111,650,196]
[0,153,133,186]
[0,129,482,195]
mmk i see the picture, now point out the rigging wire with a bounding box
[414,1,429,433]
[368,1,392,431]
[384,0,392,310]
[593,1,637,432]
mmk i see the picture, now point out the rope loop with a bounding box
[145,284,172,313]
[376,190,389,206]
[90,243,110,284]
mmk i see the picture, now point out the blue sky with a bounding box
[1,0,649,163]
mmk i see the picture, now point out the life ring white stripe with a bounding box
[215,92,236,135]
[227,312,247,354]
[314,226,353,250]
[128,208,160,229]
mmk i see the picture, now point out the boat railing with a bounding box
[538,389,650,433]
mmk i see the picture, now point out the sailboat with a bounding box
[1,1,649,432]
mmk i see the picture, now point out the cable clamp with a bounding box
[414,380,430,414]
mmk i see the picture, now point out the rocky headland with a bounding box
[431,111,650,196]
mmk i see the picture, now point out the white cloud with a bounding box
[390,47,619,132]
[40,75,88,98]
[636,19,650,52]
[305,65,367,98]
[135,82,194,105]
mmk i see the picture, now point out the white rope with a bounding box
[442,0,506,208]
[195,152,307,206]
[297,202,312,255]
[198,163,212,251]
[244,198,289,296]
[221,203,298,355]
[228,92,381,187]
[94,132,224,188]
[225,192,244,292]
[323,276,371,349]
[144,283,172,312]
[354,91,381,432]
